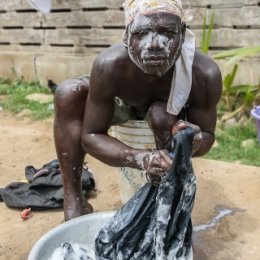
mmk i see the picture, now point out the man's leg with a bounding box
[54,77,93,221]
[146,101,178,149]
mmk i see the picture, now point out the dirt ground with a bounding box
[0,110,259,260]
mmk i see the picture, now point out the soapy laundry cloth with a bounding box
[95,127,196,260]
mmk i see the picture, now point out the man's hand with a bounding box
[143,150,173,184]
[172,120,202,154]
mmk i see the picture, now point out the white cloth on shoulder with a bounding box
[167,28,195,115]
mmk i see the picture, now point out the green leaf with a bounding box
[206,10,215,54]
[213,46,260,63]
[223,64,238,91]
[201,10,215,54]
[201,12,207,53]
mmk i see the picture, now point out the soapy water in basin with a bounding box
[49,242,95,260]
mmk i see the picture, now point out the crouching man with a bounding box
[54,0,222,221]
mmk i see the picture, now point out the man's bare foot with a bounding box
[64,197,93,221]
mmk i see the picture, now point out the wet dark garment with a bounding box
[0,160,95,210]
[95,128,196,260]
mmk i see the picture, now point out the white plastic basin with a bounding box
[28,211,115,260]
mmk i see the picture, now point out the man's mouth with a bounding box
[143,56,167,66]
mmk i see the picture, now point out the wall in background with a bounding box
[0,0,259,85]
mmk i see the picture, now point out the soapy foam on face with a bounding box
[132,16,172,59]
[140,32,171,58]
[127,15,181,77]
[130,14,152,34]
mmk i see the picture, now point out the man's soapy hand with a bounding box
[172,120,202,154]
[143,150,173,184]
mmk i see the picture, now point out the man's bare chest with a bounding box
[117,77,172,107]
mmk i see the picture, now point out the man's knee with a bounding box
[54,78,89,110]
[147,102,168,127]
[147,101,177,132]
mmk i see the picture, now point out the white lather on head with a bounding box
[123,0,192,26]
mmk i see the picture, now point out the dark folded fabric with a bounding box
[0,160,95,210]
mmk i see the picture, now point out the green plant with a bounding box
[205,121,260,166]
[201,10,215,54]
[212,45,260,119]
[222,64,239,111]
[218,60,260,121]
[0,78,53,120]
[221,64,258,106]
[200,11,260,118]
[213,46,260,65]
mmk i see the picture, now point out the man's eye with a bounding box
[160,28,179,36]
[163,30,176,36]
[136,31,148,37]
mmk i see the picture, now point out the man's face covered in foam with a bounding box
[126,12,184,77]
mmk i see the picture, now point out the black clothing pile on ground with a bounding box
[0,160,95,210]
[95,128,196,260]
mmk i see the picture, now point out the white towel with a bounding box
[167,29,195,115]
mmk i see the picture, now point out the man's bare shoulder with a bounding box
[193,50,221,80]
[192,50,222,106]
[89,43,137,100]
[91,43,132,79]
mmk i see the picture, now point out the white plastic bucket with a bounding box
[112,120,156,204]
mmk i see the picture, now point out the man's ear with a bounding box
[123,27,129,47]
[181,22,186,44]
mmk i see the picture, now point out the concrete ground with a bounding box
[0,111,259,260]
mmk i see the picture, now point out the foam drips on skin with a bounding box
[142,32,170,54]
[127,15,181,77]
[71,80,82,92]
[130,151,159,172]
[130,16,171,59]
[124,150,146,169]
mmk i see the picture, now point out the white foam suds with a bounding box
[131,151,146,170]
[71,80,82,92]
[127,15,178,77]
[49,243,95,260]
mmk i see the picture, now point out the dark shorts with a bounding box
[112,97,150,125]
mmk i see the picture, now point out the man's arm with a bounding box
[81,55,173,180]
[187,63,222,156]
[81,57,138,168]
